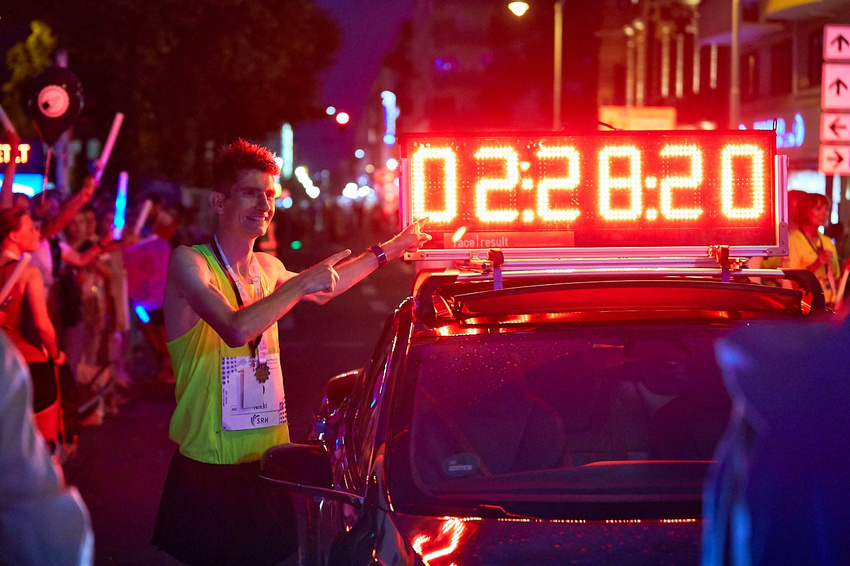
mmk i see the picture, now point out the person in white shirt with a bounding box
[0,331,93,565]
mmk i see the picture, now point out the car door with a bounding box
[324,306,409,564]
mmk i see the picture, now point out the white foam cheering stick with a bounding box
[0,103,16,136]
[133,199,153,236]
[0,252,31,307]
[94,112,124,184]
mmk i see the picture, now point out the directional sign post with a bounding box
[819,145,850,175]
[824,25,850,61]
[822,64,850,110]
[821,113,850,142]
[820,26,850,174]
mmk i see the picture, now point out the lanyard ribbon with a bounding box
[210,236,266,361]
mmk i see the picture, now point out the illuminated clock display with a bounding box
[401,131,779,250]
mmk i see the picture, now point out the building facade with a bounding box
[597,0,850,226]
[355,0,850,229]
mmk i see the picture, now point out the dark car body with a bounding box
[262,265,828,565]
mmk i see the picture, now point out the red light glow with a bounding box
[335,111,350,126]
[411,518,470,565]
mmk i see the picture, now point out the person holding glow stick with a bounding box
[0,208,64,431]
[57,205,138,392]
[32,175,111,297]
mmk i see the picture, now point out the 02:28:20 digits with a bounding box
[409,142,769,228]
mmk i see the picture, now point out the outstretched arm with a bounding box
[60,232,138,269]
[165,246,351,347]
[304,218,431,304]
[40,176,95,240]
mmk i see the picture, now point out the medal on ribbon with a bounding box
[254,361,270,383]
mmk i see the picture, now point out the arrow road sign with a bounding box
[824,25,850,61]
[821,113,850,141]
[819,145,850,175]
[822,64,850,109]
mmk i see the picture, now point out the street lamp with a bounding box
[729,0,741,129]
[509,1,564,130]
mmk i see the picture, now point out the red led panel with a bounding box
[401,131,779,250]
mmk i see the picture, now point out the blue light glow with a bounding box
[748,113,805,149]
[134,304,151,323]
[0,173,49,196]
[381,91,399,147]
[112,172,128,240]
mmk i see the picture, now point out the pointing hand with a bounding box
[299,250,351,295]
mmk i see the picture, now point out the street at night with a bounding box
[4,0,850,564]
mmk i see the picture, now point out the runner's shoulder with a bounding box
[255,250,285,273]
[169,244,213,275]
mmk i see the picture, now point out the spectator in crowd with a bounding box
[94,208,133,390]
[782,192,841,307]
[0,331,93,565]
[63,210,111,424]
[0,207,65,439]
[81,206,99,246]
[124,198,175,384]
[138,193,177,242]
[29,177,101,331]
[63,203,138,423]
[170,204,206,248]
[12,192,30,213]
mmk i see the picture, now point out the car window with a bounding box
[348,316,399,481]
[406,322,734,500]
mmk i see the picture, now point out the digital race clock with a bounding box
[400,131,786,259]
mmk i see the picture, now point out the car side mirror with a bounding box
[325,370,359,412]
[260,441,363,507]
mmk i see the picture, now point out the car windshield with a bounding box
[404,322,735,504]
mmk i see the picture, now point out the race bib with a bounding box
[220,353,286,431]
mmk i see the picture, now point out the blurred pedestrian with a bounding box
[138,193,177,242]
[152,139,430,565]
[11,192,30,213]
[64,209,110,424]
[703,318,850,565]
[95,208,133,390]
[0,331,93,566]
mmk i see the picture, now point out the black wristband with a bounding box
[368,245,388,268]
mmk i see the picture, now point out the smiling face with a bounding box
[216,169,276,238]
